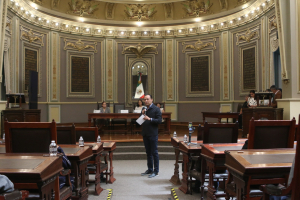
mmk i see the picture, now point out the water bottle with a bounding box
[184,134,187,143]
[52,141,57,156]
[173,131,177,138]
[2,133,5,143]
[79,136,84,147]
[97,135,101,143]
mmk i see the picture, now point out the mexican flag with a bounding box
[134,72,145,99]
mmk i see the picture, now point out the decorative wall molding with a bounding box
[20,26,44,46]
[67,0,99,17]
[182,38,216,53]
[166,39,174,101]
[182,0,213,18]
[222,31,229,100]
[268,15,277,33]
[164,3,173,19]
[122,43,158,58]
[105,3,115,20]
[64,38,97,53]
[124,4,157,21]
[236,28,259,45]
[50,32,59,102]
[106,39,114,101]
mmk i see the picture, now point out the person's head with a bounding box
[102,101,107,108]
[156,103,161,108]
[144,94,153,107]
[249,90,255,98]
[137,99,143,107]
[270,85,277,93]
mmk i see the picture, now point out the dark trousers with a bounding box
[143,135,159,173]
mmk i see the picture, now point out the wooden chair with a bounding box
[190,122,239,195]
[111,103,127,130]
[0,190,28,200]
[201,121,239,144]
[4,120,57,153]
[75,126,98,142]
[260,115,300,200]
[247,117,295,149]
[4,120,72,200]
[96,102,110,110]
[57,124,76,144]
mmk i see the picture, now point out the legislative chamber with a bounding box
[0,0,300,199]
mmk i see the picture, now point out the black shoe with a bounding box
[148,172,158,178]
[141,170,153,176]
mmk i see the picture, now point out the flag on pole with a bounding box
[134,72,145,99]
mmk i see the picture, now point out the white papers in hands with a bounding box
[136,114,146,125]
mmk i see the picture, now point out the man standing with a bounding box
[270,85,282,108]
[140,94,162,178]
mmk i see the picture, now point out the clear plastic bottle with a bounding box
[79,136,84,147]
[52,140,57,156]
[173,131,177,138]
[97,135,101,143]
[49,141,54,156]
[184,134,187,143]
[2,133,5,144]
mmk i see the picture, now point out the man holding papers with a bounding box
[139,94,162,178]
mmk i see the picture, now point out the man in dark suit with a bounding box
[140,94,162,178]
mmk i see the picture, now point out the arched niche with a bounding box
[126,57,154,107]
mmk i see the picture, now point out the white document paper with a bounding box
[121,110,129,113]
[136,114,145,125]
[93,110,101,113]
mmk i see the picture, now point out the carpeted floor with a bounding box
[87,160,230,200]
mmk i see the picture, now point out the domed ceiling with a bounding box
[8,0,274,37]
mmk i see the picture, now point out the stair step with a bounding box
[113,152,181,160]
[114,146,174,153]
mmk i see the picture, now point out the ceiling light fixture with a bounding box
[221,22,224,26]
[167,30,170,33]
[132,31,135,34]
[55,22,58,26]
[238,17,241,20]
[31,14,34,17]
[230,20,233,23]
[121,31,124,34]
[190,28,193,31]
[21,7,24,10]
[211,25,214,28]
[155,31,158,34]
[179,29,182,33]
[262,3,265,6]
[38,18,41,21]
[46,20,49,23]
[109,30,112,33]
[76,27,78,30]
[98,29,101,32]
[144,31,147,34]
[136,22,143,27]
[66,24,68,27]
[245,14,248,17]
[86,28,89,32]
[201,26,204,30]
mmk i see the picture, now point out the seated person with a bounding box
[156,103,164,113]
[239,90,257,129]
[0,175,14,193]
[134,99,144,112]
[97,101,110,127]
[270,85,282,108]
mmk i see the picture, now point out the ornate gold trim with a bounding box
[182,38,216,53]
[67,0,99,17]
[124,4,157,21]
[236,28,258,45]
[20,27,44,46]
[64,38,97,53]
[122,43,158,58]
[182,0,213,18]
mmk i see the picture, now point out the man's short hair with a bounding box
[145,94,153,99]
[270,85,277,90]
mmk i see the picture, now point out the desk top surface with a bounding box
[103,141,116,151]
[202,143,244,154]
[225,149,295,174]
[59,144,93,161]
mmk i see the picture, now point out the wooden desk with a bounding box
[178,141,203,194]
[1,109,41,136]
[84,142,104,195]
[60,145,93,200]
[0,153,62,200]
[170,136,197,185]
[225,149,294,200]
[201,143,244,200]
[242,108,283,137]
[202,112,239,123]
[88,113,171,134]
[103,142,116,184]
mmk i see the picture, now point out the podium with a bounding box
[255,92,273,107]
[6,93,25,109]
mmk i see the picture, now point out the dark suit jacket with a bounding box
[271,90,282,108]
[141,104,162,137]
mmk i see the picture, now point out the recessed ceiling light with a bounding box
[262,3,265,6]
[155,31,158,34]
[190,28,193,31]
[179,29,182,33]
[201,26,204,30]
[80,18,84,22]
[221,23,224,26]
[245,14,248,17]
[257,7,260,10]
[25,11,28,14]
[195,18,200,22]
[15,3,18,6]
[55,22,58,26]
[238,17,241,20]
[138,65,140,68]
[230,20,233,23]
[21,7,24,10]
[46,20,49,23]
[211,25,214,28]
[31,14,34,17]
[132,31,135,34]
[136,22,143,27]
[98,29,101,32]
[76,27,78,30]
[38,18,41,21]
[167,30,170,33]
[86,28,89,32]
[65,24,68,27]
[109,30,112,33]
[251,10,254,13]
[121,31,124,34]
[34,6,37,9]
[144,31,147,34]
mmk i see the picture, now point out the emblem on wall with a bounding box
[21,27,44,46]
[67,0,99,17]
[182,39,216,53]
[182,0,213,17]
[124,4,157,21]
[64,39,97,53]
[122,43,158,58]
[236,28,259,45]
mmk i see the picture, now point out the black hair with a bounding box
[137,99,144,106]
[249,90,255,94]
[145,94,153,99]
[270,85,277,90]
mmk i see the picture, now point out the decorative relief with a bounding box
[106,40,113,100]
[105,3,115,19]
[236,28,260,45]
[236,0,251,6]
[182,0,213,18]
[124,4,157,21]
[164,3,173,19]
[166,40,174,100]
[122,43,158,58]
[269,15,277,33]
[20,27,44,46]
[182,39,216,53]
[67,0,99,17]
[30,0,42,5]
[51,0,61,9]
[219,0,228,10]
[5,16,11,35]
[64,39,97,53]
